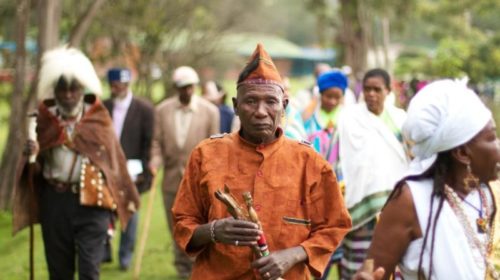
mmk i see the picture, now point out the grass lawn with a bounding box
[0,174,183,280]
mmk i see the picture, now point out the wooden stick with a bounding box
[133,174,158,280]
[27,112,37,280]
[28,164,35,280]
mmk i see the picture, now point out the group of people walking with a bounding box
[12,42,499,280]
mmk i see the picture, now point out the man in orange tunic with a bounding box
[172,44,352,280]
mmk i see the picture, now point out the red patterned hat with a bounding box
[237,43,283,91]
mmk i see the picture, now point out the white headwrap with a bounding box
[403,79,491,176]
[37,47,102,99]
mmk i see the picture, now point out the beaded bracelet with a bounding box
[210,219,218,243]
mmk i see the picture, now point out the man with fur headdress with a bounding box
[13,47,140,279]
[171,44,352,280]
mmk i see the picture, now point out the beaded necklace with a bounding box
[444,184,499,280]
[456,188,489,233]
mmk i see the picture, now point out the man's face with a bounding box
[54,78,84,112]
[177,84,195,105]
[109,81,129,99]
[233,84,287,144]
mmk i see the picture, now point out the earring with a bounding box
[463,163,479,191]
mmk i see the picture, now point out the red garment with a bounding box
[13,95,140,234]
[172,131,352,279]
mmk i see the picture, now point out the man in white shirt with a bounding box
[103,68,154,270]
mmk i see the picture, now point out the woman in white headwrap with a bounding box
[354,79,500,280]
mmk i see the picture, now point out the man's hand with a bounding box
[24,139,39,157]
[352,259,385,280]
[148,162,157,177]
[251,246,307,280]
[214,217,261,246]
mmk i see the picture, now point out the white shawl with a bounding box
[339,103,409,229]
[400,179,492,280]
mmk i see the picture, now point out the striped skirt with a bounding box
[340,218,376,280]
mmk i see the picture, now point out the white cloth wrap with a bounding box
[403,79,491,176]
[339,104,409,228]
[400,179,491,280]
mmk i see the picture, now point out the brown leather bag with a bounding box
[79,157,116,210]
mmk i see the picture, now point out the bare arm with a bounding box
[367,184,422,280]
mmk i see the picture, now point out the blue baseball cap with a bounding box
[107,68,131,83]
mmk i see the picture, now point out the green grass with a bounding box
[0,176,185,280]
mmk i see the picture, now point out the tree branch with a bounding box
[68,0,106,48]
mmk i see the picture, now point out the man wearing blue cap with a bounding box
[104,67,154,270]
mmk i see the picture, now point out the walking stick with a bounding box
[133,173,159,280]
[27,112,38,280]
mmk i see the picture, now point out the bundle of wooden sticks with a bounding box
[214,184,269,258]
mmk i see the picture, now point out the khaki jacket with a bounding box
[150,95,219,193]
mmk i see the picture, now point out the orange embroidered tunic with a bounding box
[172,131,352,279]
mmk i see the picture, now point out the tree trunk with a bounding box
[381,16,391,72]
[68,0,107,48]
[337,0,368,80]
[0,0,63,210]
[38,0,61,52]
[0,0,30,210]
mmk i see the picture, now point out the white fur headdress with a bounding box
[37,46,102,99]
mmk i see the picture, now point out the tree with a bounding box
[307,0,417,78]
[0,0,31,210]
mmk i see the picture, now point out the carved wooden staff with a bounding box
[27,112,38,280]
[215,185,284,279]
[133,173,159,280]
[242,192,270,258]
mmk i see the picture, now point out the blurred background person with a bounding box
[149,66,219,278]
[281,76,307,140]
[303,70,349,280]
[202,80,235,134]
[295,63,332,121]
[338,68,410,279]
[103,67,154,270]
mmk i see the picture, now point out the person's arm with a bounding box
[366,183,422,280]
[172,148,262,256]
[148,107,163,175]
[299,164,352,277]
[252,164,352,279]
[139,101,155,191]
[188,218,261,251]
[251,246,308,280]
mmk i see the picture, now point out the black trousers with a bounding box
[39,183,110,280]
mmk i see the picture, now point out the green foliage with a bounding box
[393,0,500,82]
[430,37,471,78]
[393,48,431,78]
